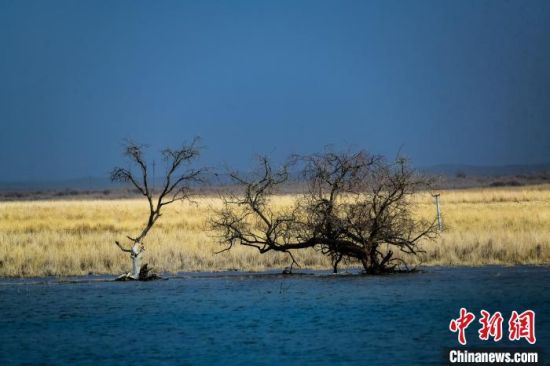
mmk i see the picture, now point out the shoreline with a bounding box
[1,264,549,280]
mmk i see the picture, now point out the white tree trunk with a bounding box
[129,243,143,279]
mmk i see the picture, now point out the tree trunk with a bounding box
[129,243,143,279]
[115,243,162,281]
[360,257,371,274]
[332,253,342,273]
[115,242,146,281]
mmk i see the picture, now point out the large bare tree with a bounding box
[211,150,437,274]
[111,139,203,280]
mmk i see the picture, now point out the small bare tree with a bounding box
[211,150,437,274]
[111,139,203,280]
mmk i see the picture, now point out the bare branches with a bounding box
[111,139,204,250]
[211,149,438,274]
[115,241,132,253]
[210,156,300,256]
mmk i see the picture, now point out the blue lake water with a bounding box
[0,266,548,365]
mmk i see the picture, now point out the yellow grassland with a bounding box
[0,185,548,277]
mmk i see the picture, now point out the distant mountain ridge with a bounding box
[419,163,550,177]
[0,177,115,191]
[1,163,550,191]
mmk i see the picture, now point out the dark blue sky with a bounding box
[1,0,549,181]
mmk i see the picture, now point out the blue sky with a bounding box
[1,0,549,181]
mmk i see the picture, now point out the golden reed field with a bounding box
[0,185,549,277]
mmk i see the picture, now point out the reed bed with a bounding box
[0,185,548,277]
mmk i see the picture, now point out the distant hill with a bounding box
[0,177,115,192]
[419,163,550,177]
[1,163,549,198]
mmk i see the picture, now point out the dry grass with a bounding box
[0,185,548,277]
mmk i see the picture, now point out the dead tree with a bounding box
[111,139,203,280]
[211,150,437,274]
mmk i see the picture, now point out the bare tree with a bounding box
[111,139,203,280]
[211,157,308,271]
[211,150,437,274]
